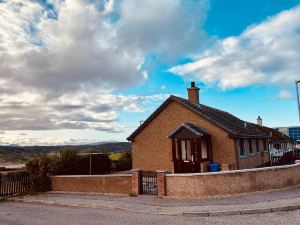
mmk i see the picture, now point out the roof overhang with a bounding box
[168,123,210,139]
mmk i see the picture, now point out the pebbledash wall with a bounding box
[164,163,300,198]
[51,174,132,195]
[50,163,300,198]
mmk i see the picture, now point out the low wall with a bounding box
[51,174,132,195]
[166,163,300,198]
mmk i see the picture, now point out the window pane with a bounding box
[186,141,191,161]
[181,141,186,161]
[175,140,178,159]
[249,139,254,155]
[201,140,208,159]
[240,139,245,157]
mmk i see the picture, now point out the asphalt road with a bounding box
[0,202,300,225]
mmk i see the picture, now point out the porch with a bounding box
[168,123,212,173]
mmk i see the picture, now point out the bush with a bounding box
[55,147,81,175]
[26,148,112,192]
[54,147,111,175]
[111,151,132,171]
[26,153,57,192]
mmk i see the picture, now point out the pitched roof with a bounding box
[127,95,270,141]
[168,123,210,139]
[253,124,295,143]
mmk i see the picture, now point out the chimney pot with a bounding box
[187,81,200,104]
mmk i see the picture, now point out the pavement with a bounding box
[1,201,300,225]
[7,187,300,217]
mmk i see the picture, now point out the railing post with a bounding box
[156,170,167,198]
[131,169,141,196]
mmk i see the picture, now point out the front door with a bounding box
[173,139,199,173]
[172,138,211,173]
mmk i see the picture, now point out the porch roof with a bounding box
[168,123,210,139]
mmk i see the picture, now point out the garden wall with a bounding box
[51,174,132,195]
[165,163,300,198]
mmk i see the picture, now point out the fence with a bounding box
[0,171,32,197]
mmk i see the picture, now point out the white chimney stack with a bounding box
[257,116,262,126]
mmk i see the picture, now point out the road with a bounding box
[0,202,300,225]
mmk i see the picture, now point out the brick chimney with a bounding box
[257,116,262,126]
[187,81,200,104]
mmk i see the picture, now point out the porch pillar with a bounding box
[131,169,141,196]
[156,170,167,198]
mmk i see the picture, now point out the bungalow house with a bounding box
[127,82,275,173]
[254,118,295,157]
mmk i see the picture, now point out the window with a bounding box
[175,139,179,159]
[239,139,246,158]
[256,139,260,154]
[263,139,268,152]
[181,140,192,161]
[249,139,254,156]
[201,140,208,159]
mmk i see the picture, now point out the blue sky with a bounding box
[0,0,299,145]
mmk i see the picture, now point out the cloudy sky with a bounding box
[0,0,300,146]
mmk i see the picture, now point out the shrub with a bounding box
[26,147,113,192]
[26,153,57,192]
[111,151,132,171]
[55,147,81,175]
[54,147,111,175]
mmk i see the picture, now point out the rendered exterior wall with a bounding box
[165,163,300,198]
[132,101,237,172]
[51,174,132,194]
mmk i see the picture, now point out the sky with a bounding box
[0,0,300,146]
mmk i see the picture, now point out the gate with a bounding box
[141,171,157,195]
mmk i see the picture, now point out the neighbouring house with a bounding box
[254,117,295,157]
[128,82,277,173]
[276,126,300,148]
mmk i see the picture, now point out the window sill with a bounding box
[249,153,255,157]
[240,155,246,159]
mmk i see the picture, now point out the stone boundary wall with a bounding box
[51,174,132,195]
[165,163,300,198]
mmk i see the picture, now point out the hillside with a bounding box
[0,146,33,164]
[0,142,131,165]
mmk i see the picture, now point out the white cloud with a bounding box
[0,90,168,132]
[0,0,208,139]
[169,5,300,90]
[273,89,295,100]
[116,0,209,61]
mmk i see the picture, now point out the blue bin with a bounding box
[208,162,220,172]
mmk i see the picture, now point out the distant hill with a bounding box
[0,142,131,165]
[0,146,33,164]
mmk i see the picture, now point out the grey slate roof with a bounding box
[168,123,210,139]
[127,95,270,141]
